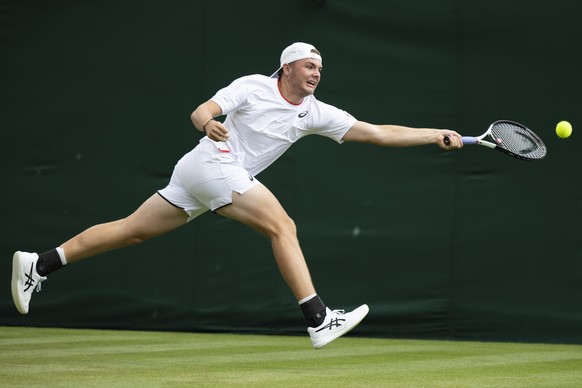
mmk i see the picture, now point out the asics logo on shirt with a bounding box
[298,111,308,118]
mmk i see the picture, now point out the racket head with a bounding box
[487,120,547,161]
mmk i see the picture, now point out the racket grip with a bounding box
[443,135,478,146]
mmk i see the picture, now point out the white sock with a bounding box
[56,247,68,265]
[298,293,317,305]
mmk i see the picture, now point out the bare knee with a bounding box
[115,218,154,246]
[265,215,297,241]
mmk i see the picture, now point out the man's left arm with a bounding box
[342,120,462,150]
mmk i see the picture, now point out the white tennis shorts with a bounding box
[158,140,260,221]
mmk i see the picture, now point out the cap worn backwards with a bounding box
[270,42,322,78]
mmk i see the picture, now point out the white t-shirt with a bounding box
[206,74,357,176]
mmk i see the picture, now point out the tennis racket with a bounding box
[445,120,547,161]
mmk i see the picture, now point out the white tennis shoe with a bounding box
[11,251,46,315]
[308,304,369,349]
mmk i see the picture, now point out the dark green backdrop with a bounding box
[2,0,581,344]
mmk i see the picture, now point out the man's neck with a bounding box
[277,78,304,105]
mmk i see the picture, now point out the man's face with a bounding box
[285,58,322,96]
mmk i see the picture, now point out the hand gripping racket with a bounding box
[445,120,547,161]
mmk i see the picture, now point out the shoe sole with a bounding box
[11,252,28,314]
[312,304,369,349]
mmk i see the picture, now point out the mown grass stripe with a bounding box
[2,326,582,387]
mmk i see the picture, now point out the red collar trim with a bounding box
[277,78,303,106]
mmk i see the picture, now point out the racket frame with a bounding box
[460,120,546,161]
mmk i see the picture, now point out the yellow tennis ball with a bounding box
[556,121,572,138]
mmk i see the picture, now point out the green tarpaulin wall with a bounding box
[2,0,581,344]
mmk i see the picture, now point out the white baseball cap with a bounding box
[270,42,322,78]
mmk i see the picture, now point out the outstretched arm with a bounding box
[342,121,462,150]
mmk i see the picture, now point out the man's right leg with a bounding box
[215,184,316,302]
[216,184,369,348]
[12,193,189,314]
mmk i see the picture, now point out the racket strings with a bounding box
[491,122,546,159]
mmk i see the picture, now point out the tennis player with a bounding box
[11,42,462,349]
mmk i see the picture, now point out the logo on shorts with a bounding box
[298,111,308,118]
[248,173,254,181]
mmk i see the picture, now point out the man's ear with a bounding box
[282,63,291,76]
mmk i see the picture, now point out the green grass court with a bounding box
[2,326,582,387]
